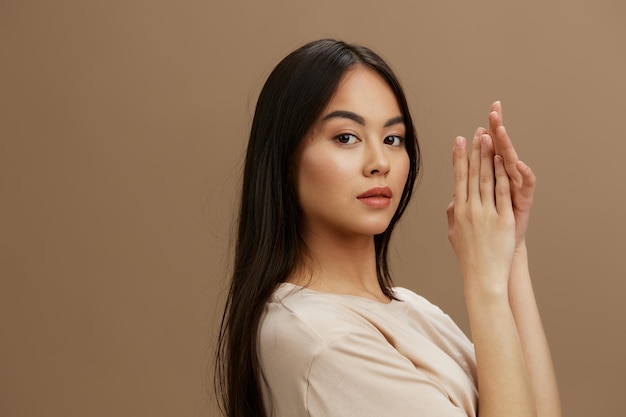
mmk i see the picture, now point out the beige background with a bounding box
[1,0,624,416]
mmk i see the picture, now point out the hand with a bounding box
[447,129,516,293]
[488,101,536,249]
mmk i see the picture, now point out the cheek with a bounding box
[297,150,354,192]
[395,153,411,188]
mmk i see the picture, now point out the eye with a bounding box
[383,135,404,146]
[335,133,358,145]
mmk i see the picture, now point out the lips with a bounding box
[357,186,393,208]
[357,186,393,199]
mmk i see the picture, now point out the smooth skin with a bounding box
[292,65,561,414]
[290,66,409,303]
[447,101,562,417]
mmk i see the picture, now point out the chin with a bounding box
[360,220,393,236]
[366,213,396,233]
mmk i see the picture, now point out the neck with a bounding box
[290,228,389,302]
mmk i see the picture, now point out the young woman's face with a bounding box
[294,66,410,240]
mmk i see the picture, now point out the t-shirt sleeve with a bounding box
[306,327,468,417]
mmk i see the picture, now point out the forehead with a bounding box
[321,66,402,120]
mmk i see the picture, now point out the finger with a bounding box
[488,101,503,150]
[493,125,522,185]
[494,155,513,214]
[479,134,496,206]
[468,128,482,203]
[516,160,536,201]
[453,136,468,203]
[488,110,501,142]
[491,100,502,122]
[446,199,455,228]
[446,199,456,243]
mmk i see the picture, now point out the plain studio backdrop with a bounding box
[1,1,624,416]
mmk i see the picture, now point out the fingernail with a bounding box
[455,137,465,148]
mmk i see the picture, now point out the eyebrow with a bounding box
[321,110,404,128]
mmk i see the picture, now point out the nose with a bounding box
[363,141,390,177]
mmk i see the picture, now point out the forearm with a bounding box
[508,243,562,417]
[449,117,547,417]
[465,281,536,417]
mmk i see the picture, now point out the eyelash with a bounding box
[384,135,405,146]
[335,133,358,145]
[335,134,405,147]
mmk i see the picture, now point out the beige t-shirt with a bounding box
[259,283,478,417]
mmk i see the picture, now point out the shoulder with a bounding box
[392,286,447,315]
[260,283,385,351]
[258,283,392,413]
[392,286,471,345]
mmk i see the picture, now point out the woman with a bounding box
[215,39,561,417]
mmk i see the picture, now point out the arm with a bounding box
[447,130,536,417]
[489,102,562,417]
[508,245,562,417]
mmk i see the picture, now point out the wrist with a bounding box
[463,276,510,303]
[511,241,530,273]
[515,239,528,255]
[464,281,512,318]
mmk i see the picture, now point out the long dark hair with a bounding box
[215,39,421,417]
